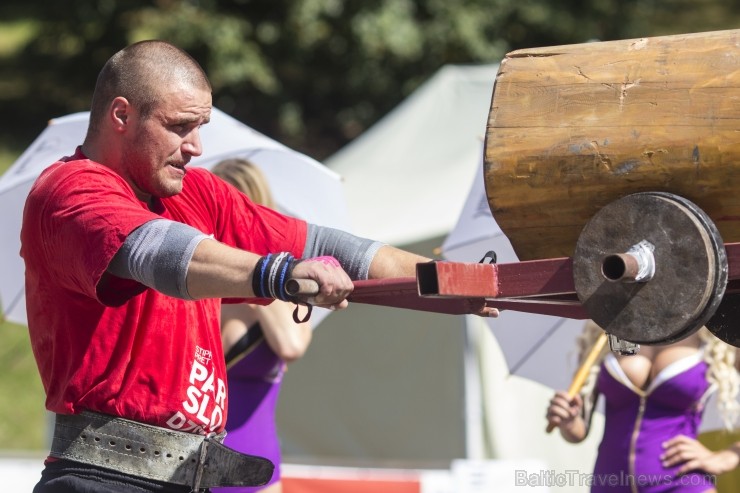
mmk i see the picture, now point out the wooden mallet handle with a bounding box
[546,331,608,433]
[285,278,320,296]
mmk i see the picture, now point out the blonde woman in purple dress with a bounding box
[546,321,740,492]
[211,158,313,493]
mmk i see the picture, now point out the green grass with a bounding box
[0,318,46,450]
[1,145,45,451]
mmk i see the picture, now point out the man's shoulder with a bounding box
[37,157,120,186]
[28,159,131,210]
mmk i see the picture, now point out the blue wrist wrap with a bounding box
[252,252,299,301]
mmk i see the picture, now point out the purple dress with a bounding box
[592,352,716,493]
[212,339,286,493]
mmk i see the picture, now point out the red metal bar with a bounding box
[417,258,576,299]
[344,243,740,319]
[494,257,575,298]
[348,277,487,315]
[347,257,583,318]
[417,262,499,297]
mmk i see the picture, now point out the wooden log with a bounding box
[485,29,740,261]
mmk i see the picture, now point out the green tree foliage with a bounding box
[2,0,740,160]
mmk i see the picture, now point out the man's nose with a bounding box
[182,128,203,157]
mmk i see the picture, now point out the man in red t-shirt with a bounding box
[22,40,496,493]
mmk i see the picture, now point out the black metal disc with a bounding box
[706,293,740,347]
[573,192,727,344]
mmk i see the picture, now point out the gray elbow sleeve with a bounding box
[303,224,384,280]
[108,219,210,299]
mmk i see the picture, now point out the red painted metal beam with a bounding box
[347,257,585,318]
[417,262,499,298]
[495,258,576,298]
[348,277,488,315]
[417,258,576,299]
[344,243,740,319]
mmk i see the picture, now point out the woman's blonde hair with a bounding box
[700,328,740,429]
[576,321,739,430]
[211,158,276,209]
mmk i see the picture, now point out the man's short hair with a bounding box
[88,40,211,134]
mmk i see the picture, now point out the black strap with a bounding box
[293,304,312,324]
[479,250,498,264]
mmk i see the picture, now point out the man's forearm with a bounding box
[186,238,260,299]
[367,245,430,279]
[189,239,354,309]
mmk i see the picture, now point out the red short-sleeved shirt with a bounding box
[20,148,307,434]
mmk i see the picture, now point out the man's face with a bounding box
[122,83,212,203]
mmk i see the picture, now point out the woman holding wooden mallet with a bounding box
[546,321,740,492]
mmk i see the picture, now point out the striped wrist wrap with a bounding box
[252,252,300,301]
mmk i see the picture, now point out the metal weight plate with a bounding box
[664,192,740,348]
[573,192,727,344]
[649,191,728,342]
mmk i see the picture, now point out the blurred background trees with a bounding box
[1,0,740,451]
[2,0,740,164]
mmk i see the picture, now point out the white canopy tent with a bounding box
[325,64,498,246]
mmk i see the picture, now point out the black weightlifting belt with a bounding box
[50,411,274,490]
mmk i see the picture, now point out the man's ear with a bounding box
[110,96,130,132]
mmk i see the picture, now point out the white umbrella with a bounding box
[0,108,351,326]
[439,161,586,392]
